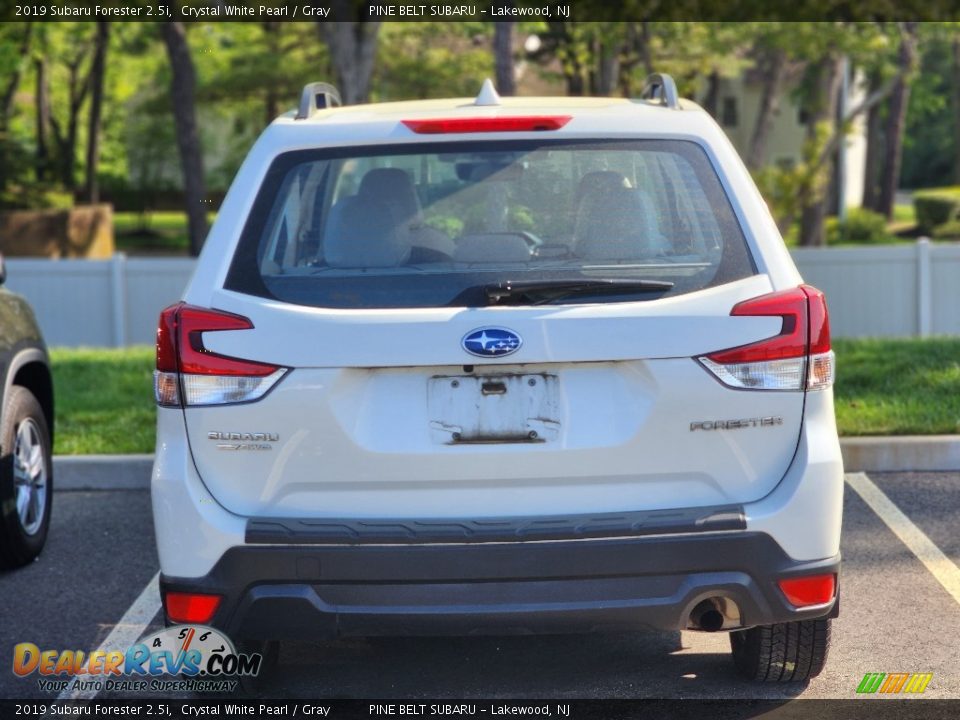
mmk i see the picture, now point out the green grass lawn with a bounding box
[50,347,156,455]
[113,211,216,254]
[47,339,960,454]
[833,338,960,436]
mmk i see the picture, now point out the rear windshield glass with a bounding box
[225,140,755,309]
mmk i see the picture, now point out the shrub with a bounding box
[932,220,960,239]
[825,208,896,245]
[913,187,960,234]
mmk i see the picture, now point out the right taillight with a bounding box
[154,302,287,407]
[698,285,834,392]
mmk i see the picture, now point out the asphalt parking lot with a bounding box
[1,468,959,705]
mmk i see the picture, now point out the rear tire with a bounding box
[0,386,53,569]
[730,618,831,682]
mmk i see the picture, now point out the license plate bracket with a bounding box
[428,373,560,444]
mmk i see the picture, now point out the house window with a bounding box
[775,156,798,171]
[721,97,738,127]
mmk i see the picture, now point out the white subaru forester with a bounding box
[152,76,843,682]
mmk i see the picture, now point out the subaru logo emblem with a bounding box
[462,327,522,358]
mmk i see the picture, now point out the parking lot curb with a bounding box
[840,436,960,473]
[53,454,153,490]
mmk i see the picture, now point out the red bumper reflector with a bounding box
[165,592,222,624]
[778,574,836,607]
[402,115,572,134]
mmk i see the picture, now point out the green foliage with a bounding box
[752,119,834,234]
[113,211,216,253]
[913,187,960,233]
[0,19,955,221]
[901,26,959,189]
[825,209,897,245]
[931,219,960,239]
[754,165,801,234]
[373,23,493,100]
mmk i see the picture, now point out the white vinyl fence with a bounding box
[5,239,959,348]
[6,255,196,347]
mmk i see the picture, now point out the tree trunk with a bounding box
[595,38,620,96]
[546,21,584,96]
[319,5,382,105]
[35,58,51,182]
[83,22,109,204]
[877,23,918,220]
[862,71,885,210]
[952,38,960,185]
[263,22,280,125]
[746,48,788,170]
[799,55,843,247]
[493,20,516,96]
[701,70,720,119]
[160,20,209,256]
[0,24,32,132]
[617,22,651,97]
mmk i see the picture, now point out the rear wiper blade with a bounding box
[485,278,674,305]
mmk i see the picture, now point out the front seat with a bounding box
[357,168,455,260]
[324,195,411,268]
[573,174,666,261]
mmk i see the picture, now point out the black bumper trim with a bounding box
[244,505,746,545]
[162,531,839,642]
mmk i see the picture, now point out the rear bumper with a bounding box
[160,531,840,641]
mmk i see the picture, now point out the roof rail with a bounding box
[295,82,342,120]
[641,73,680,110]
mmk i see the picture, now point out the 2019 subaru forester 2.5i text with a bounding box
[152,76,842,682]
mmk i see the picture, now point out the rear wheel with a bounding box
[0,386,53,569]
[730,618,831,682]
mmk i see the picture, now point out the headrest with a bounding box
[358,168,421,223]
[324,195,411,268]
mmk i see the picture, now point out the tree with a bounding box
[34,57,51,182]
[373,23,492,100]
[45,25,96,192]
[319,3,382,104]
[798,54,844,247]
[82,21,109,204]
[0,24,32,132]
[877,23,919,218]
[160,20,208,256]
[494,20,517,96]
[953,36,960,184]
[861,69,885,210]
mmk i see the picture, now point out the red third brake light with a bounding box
[164,591,222,624]
[402,116,572,134]
[778,574,836,608]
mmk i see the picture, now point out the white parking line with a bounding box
[57,572,162,701]
[846,471,960,607]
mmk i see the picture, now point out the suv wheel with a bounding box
[0,386,53,569]
[730,618,831,682]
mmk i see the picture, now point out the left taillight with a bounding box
[698,285,834,392]
[154,302,287,407]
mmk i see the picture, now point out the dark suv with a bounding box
[0,256,54,569]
